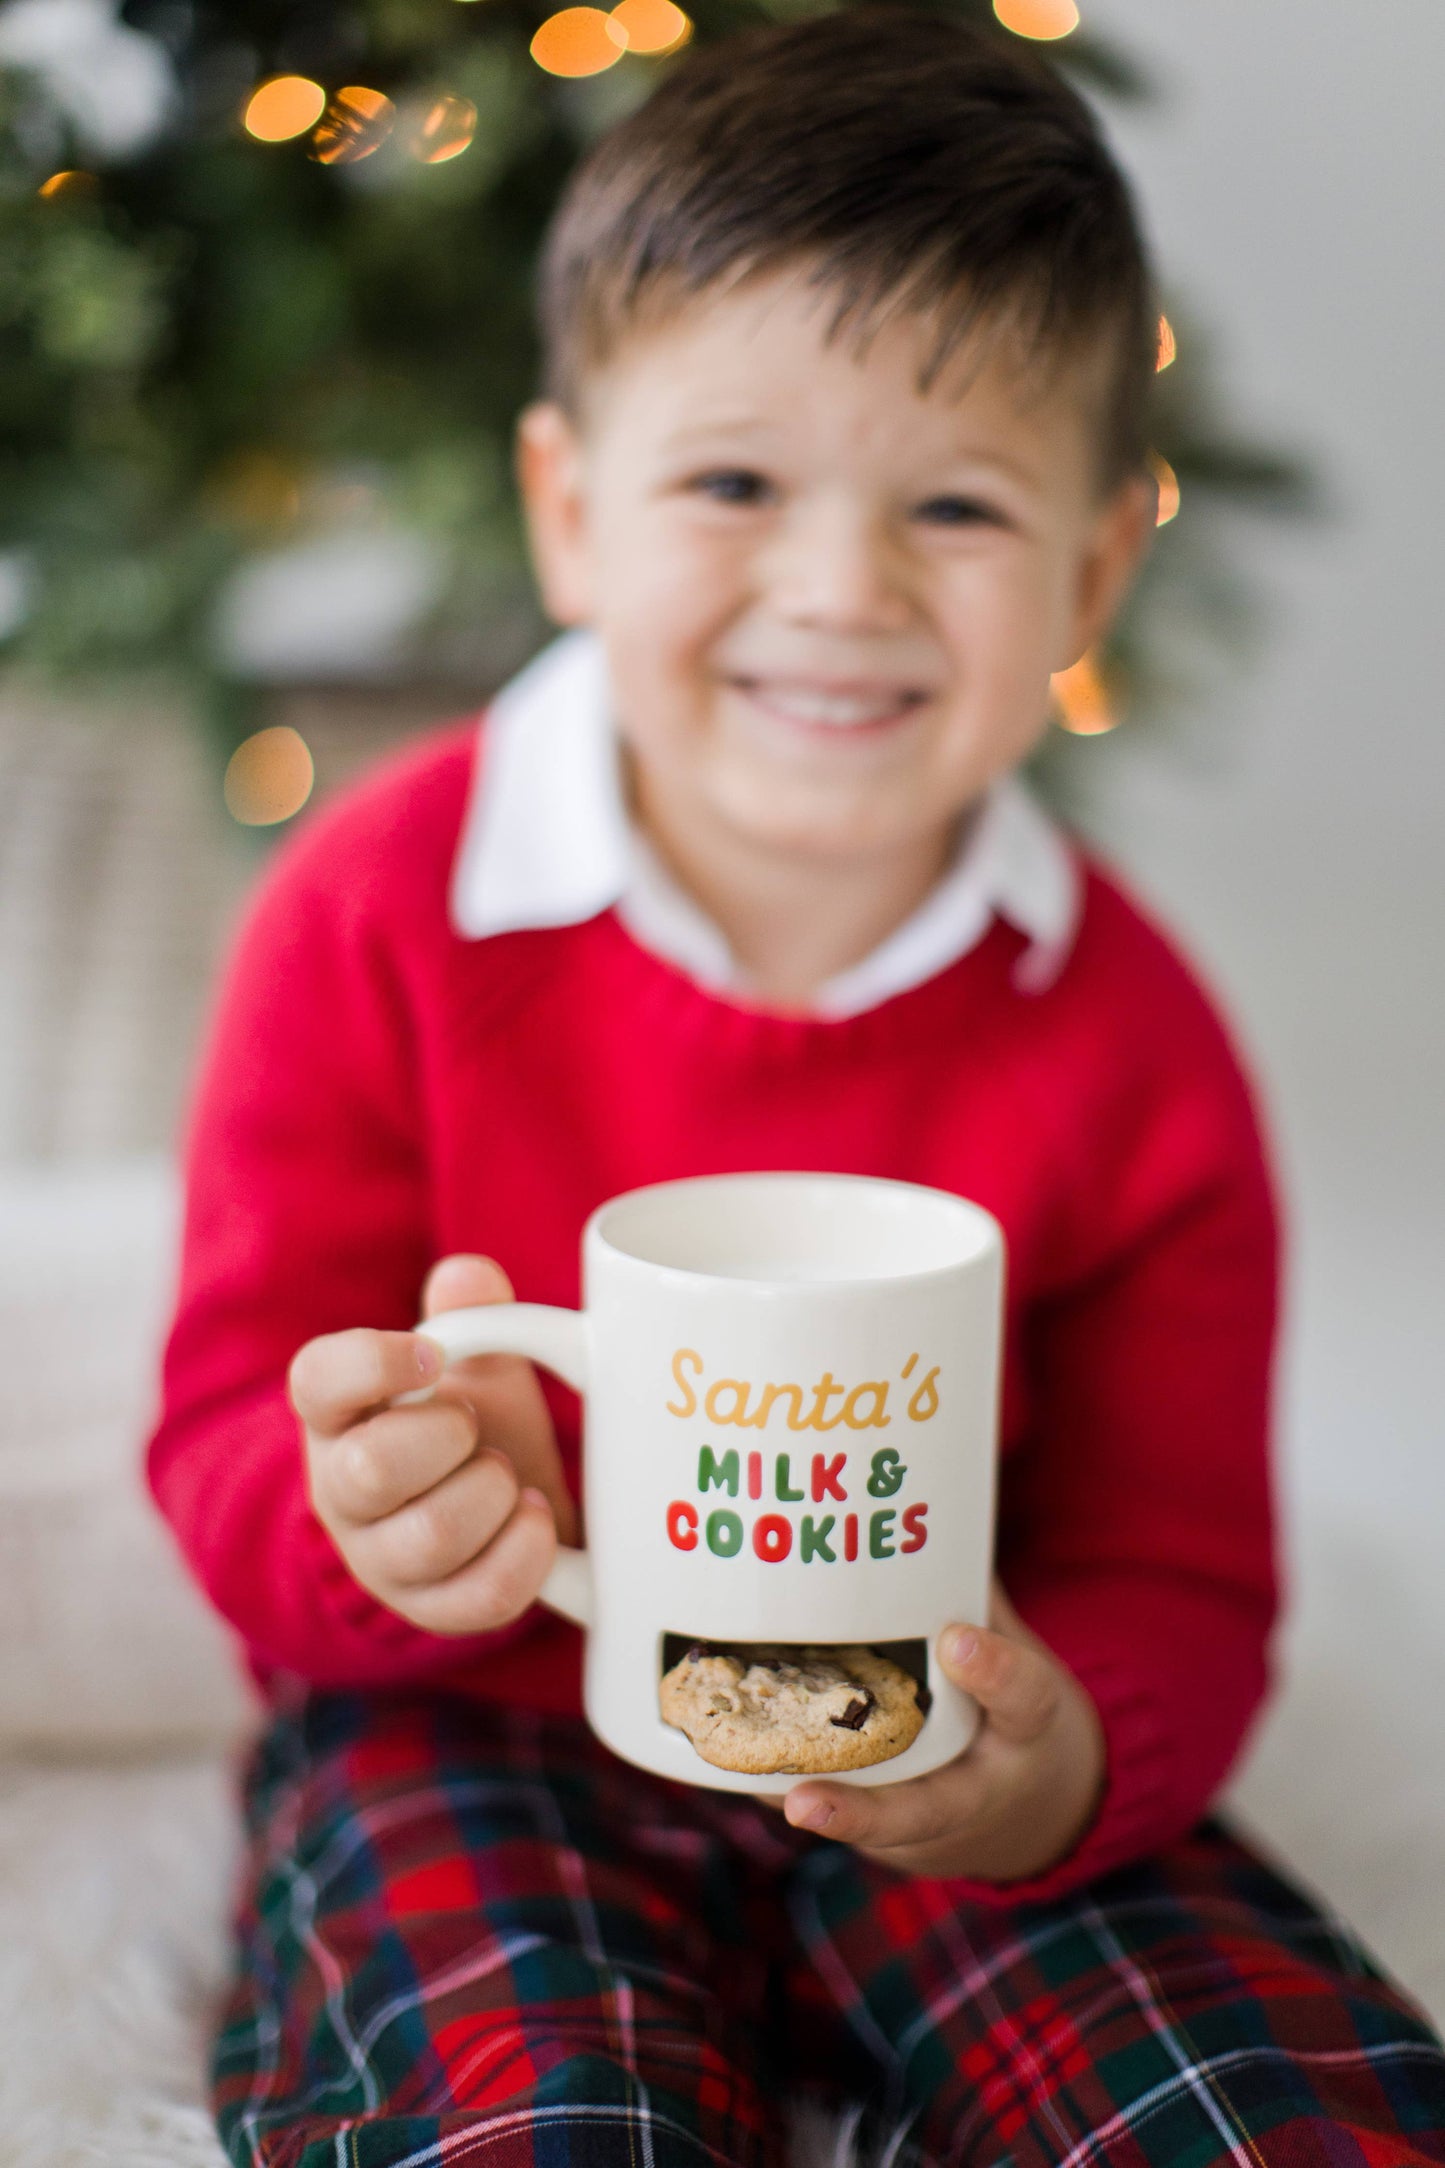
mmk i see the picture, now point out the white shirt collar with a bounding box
[450,629,1081,1014]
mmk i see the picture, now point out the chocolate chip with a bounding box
[830,1693,873,1731]
[914,1682,933,1716]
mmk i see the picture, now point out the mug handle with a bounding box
[409,1303,593,1629]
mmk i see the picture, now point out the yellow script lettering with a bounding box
[705,1378,754,1427]
[906,1366,941,1421]
[842,1382,891,1430]
[666,1348,703,1419]
[754,1381,807,1432]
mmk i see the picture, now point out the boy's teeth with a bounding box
[746,681,914,728]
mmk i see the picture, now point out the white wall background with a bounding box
[1072,0,1445,1995]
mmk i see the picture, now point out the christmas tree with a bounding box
[0,0,1321,822]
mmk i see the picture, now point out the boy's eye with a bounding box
[914,494,999,527]
[687,468,774,507]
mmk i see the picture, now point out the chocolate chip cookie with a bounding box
[658,1642,927,1775]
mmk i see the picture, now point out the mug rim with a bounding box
[584,1170,1001,1290]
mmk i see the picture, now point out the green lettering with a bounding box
[866,1447,906,1498]
[705,1509,743,1558]
[698,1446,739,1497]
[868,1509,896,1559]
[774,1453,805,1502]
[800,1515,836,1563]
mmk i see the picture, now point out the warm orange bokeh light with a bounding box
[410,94,478,162]
[1051,651,1118,736]
[992,0,1080,39]
[244,75,327,142]
[1150,452,1181,527]
[38,168,97,200]
[311,86,396,164]
[530,8,624,76]
[1156,314,1177,371]
[608,0,692,54]
[224,728,316,827]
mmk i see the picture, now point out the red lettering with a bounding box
[811,1451,847,1503]
[747,1451,763,1500]
[843,1512,859,1562]
[667,1499,698,1551]
[753,1513,793,1564]
[900,1503,929,1554]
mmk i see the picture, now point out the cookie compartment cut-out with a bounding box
[657,1640,928,1775]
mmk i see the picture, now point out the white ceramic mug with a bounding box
[416,1171,1004,1793]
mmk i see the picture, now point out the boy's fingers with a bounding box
[322,1402,479,1525]
[289,1328,441,1438]
[784,1761,984,1852]
[393,1489,557,1637]
[361,1448,521,1589]
[419,1252,538,1401]
[422,1253,514,1320]
[936,1622,1060,1746]
[416,1252,581,1552]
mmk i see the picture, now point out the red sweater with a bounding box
[148,720,1282,1906]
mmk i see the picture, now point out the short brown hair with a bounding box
[537,6,1160,501]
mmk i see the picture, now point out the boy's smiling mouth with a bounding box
[724,674,932,736]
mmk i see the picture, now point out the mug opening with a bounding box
[659,1632,929,1701]
[593,1172,996,1284]
[657,1634,934,1777]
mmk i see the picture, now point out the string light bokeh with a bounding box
[530,0,694,75]
[243,76,327,143]
[37,168,97,200]
[992,0,1080,40]
[223,728,316,826]
[411,95,478,164]
[312,86,396,165]
[530,11,623,78]
[607,0,693,55]
[1051,652,1117,736]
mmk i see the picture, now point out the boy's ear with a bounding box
[515,401,593,626]
[1056,470,1158,674]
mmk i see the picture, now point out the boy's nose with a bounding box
[760,500,915,634]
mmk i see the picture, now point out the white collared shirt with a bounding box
[449,631,1082,1015]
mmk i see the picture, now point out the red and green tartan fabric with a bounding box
[212,1688,1445,2168]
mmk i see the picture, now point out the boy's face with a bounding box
[518,269,1155,869]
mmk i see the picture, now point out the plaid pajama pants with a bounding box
[212,1687,1445,2168]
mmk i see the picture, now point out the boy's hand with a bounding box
[781,1582,1107,1882]
[290,1256,578,1636]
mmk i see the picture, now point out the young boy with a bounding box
[150,12,1445,2164]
